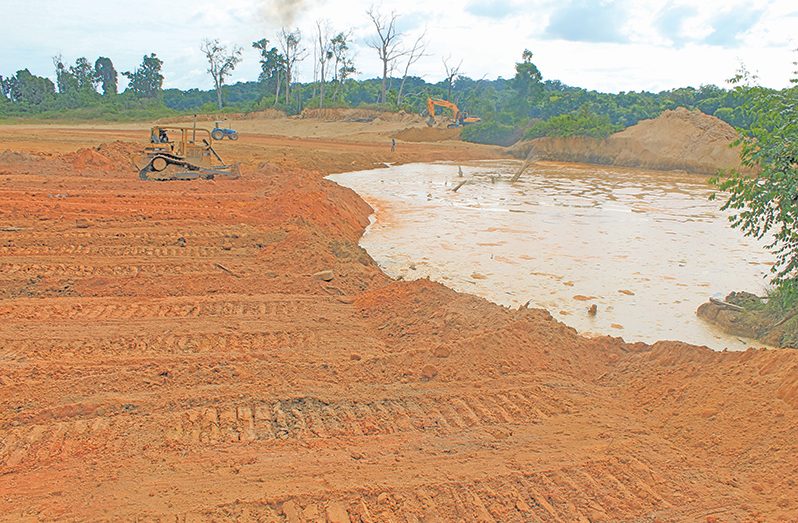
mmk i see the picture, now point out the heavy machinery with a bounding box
[211,121,239,141]
[426,98,481,128]
[138,126,240,181]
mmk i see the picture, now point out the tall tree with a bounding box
[330,32,355,103]
[397,31,427,106]
[366,6,406,104]
[200,38,243,109]
[277,28,307,106]
[94,57,118,96]
[442,56,462,101]
[315,20,334,108]
[53,55,78,94]
[123,53,164,98]
[252,38,286,105]
[513,49,543,114]
[70,57,97,93]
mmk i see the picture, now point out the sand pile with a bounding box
[394,127,461,142]
[511,108,747,174]
[60,141,139,171]
[62,148,116,170]
[95,141,141,165]
[0,150,44,163]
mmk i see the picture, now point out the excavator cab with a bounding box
[139,126,240,181]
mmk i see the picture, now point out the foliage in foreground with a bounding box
[711,65,798,287]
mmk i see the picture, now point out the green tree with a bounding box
[252,38,286,104]
[53,55,78,94]
[0,69,55,105]
[330,32,356,102]
[712,63,798,284]
[94,57,118,96]
[70,57,97,92]
[123,53,164,98]
[513,49,543,113]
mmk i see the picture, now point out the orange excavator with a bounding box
[426,98,481,128]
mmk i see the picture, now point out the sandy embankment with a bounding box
[510,107,748,174]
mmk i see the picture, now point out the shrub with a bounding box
[523,110,620,140]
[461,120,523,146]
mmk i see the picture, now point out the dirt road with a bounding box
[0,121,796,521]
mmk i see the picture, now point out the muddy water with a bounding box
[330,161,773,350]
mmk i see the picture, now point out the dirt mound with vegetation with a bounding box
[394,126,461,142]
[511,108,747,174]
[698,291,798,348]
[301,107,424,125]
[157,109,285,125]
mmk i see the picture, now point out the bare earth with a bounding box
[0,116,797,522]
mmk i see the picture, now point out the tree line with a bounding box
[0,7,793,148]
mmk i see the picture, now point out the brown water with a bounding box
[330,160,773,350]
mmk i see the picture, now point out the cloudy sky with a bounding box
[2,0,796,93]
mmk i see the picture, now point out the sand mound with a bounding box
[394,127,461,142]
[95,141,141,164]
[300,108,423,124]
[510,108,747,174]
[60,142,139,171]
[0,150,44,163]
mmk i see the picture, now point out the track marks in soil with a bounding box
[183,458,691,523]
[166,388,572,444]
[0,295,343,321]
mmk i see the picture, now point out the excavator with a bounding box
[425,98,481,128]
[138,126,240,181]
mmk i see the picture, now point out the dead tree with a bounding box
[443,56,463,101]
[277,28,307,106]
[316,20,334,108]
[366,6,407,104]
[397,30,428,106]
[200,38,242,109]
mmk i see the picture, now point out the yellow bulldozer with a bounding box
[138,126,240,181]
[426,98,481,128]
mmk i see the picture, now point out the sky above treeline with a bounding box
[2,0,796,94]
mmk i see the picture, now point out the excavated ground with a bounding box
[0,122,797,522]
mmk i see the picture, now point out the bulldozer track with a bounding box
[164,389,571,444]
[0,296,341,321]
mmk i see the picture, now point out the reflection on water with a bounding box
[330,160,773,350]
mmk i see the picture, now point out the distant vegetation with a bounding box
[0,8,792,145]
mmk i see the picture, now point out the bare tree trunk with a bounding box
[273,71,281,106]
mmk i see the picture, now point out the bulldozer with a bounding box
[138,126,240,181]
[426,98,481,128]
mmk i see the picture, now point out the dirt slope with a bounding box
[0,126,797,522]
[511,108,747,174]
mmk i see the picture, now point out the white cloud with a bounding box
[1,0,795,94]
